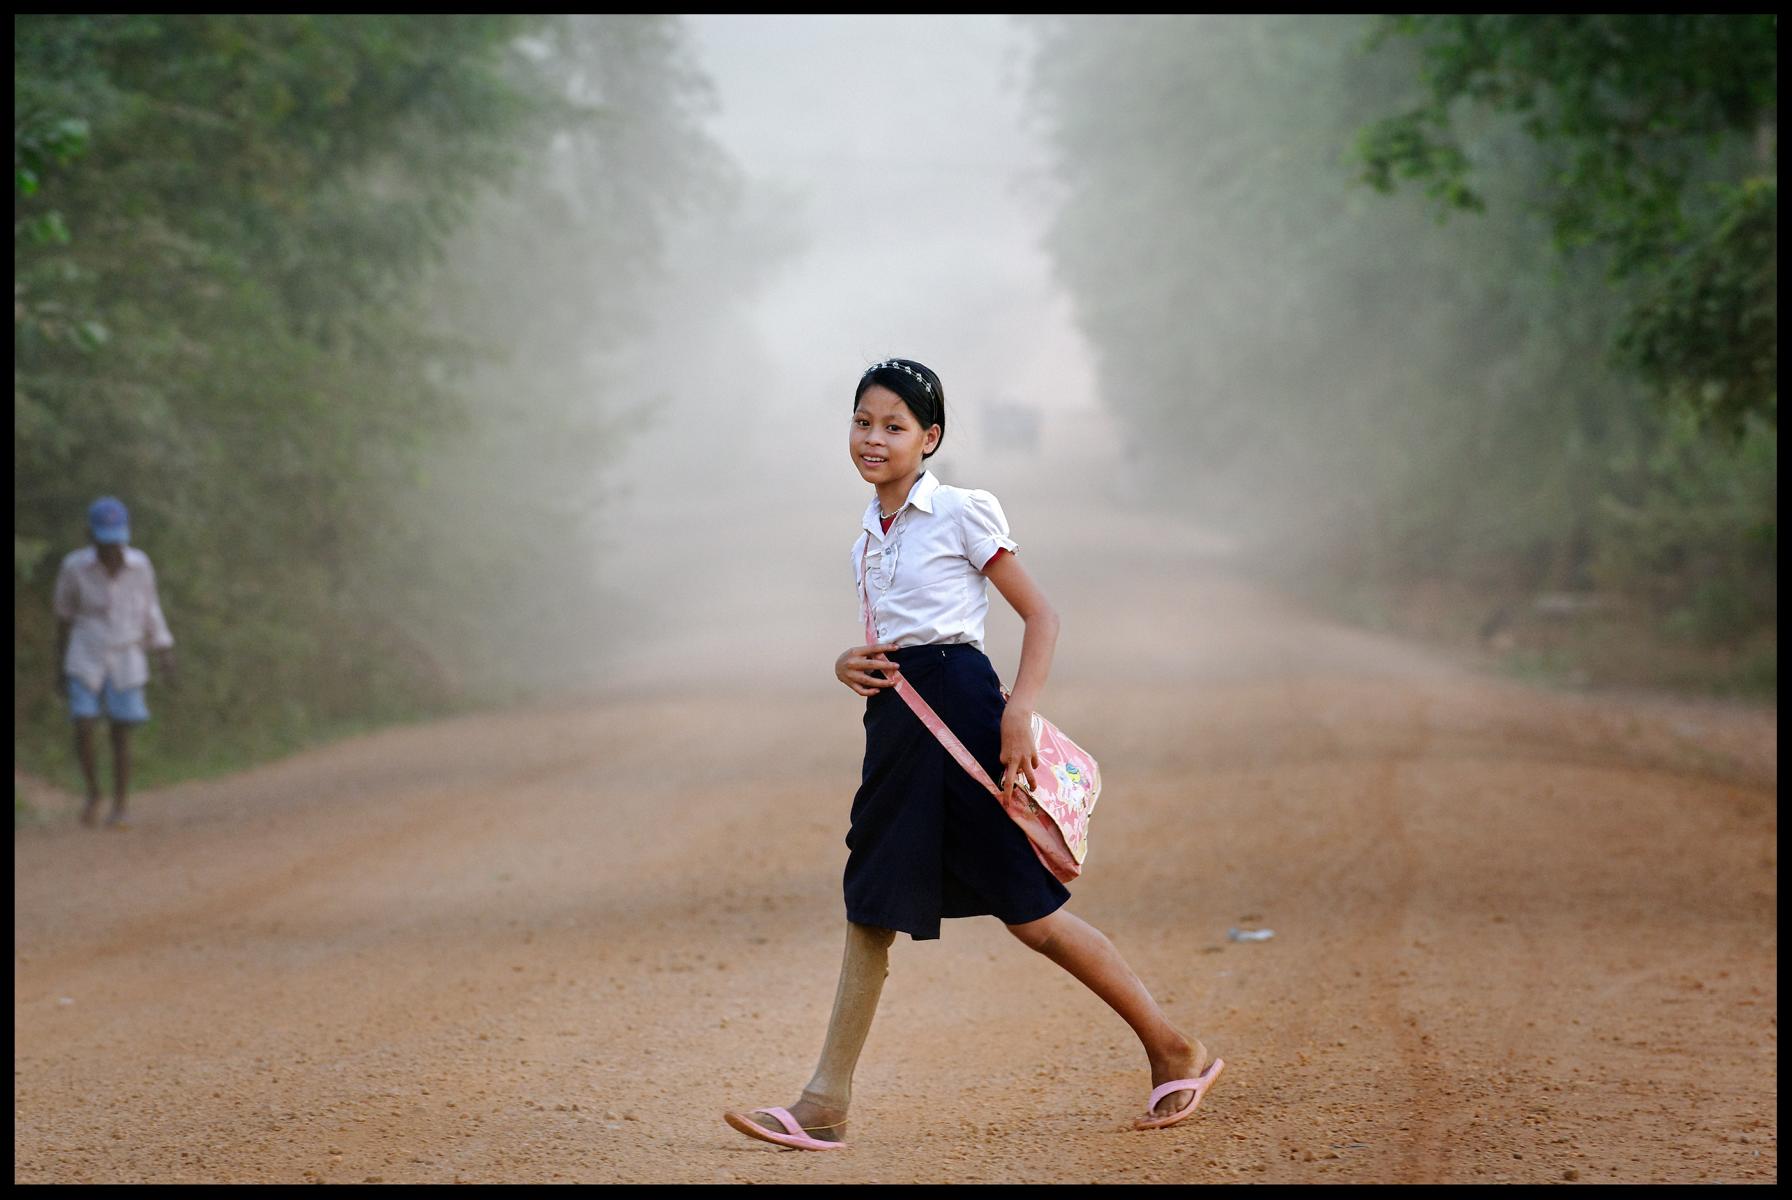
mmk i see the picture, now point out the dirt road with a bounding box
[13,497,1777,1183]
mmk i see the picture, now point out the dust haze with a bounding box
[573,14,1147,698]
[447,14,1771,702]
[499,14,1414,701]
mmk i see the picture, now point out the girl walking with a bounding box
[723,358,1221,1150]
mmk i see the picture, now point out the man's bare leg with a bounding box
[1006,908,1208,1119]
[737,920,895,1143]
[73,718,101,826]
[105,721,132,827]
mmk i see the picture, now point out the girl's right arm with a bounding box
[837,643,902,696]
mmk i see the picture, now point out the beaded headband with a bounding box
[863,359,934,396]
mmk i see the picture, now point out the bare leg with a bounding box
[73,718,101,826]
[1006,907,1207,1119]
[737,920,895,1143]
[106,721,132,826]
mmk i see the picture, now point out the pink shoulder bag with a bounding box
[858,542,1100,883]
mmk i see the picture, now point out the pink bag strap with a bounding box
[859,552,1006,800]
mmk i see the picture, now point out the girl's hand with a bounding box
[999,703,1039,796]
[837,643,901,696]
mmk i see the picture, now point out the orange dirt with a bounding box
[14,505,1777,1183]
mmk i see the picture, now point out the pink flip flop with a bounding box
[723,1107,849,1151]
[1133,1057,1225,1130]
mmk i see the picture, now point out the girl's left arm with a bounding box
[983,550,1061,793]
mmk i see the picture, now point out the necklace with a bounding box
[879,470,926,520]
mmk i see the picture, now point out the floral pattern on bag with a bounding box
[1027,711,1100,865]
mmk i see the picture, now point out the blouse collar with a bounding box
[862,469,939,537]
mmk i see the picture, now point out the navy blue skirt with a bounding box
[843,642,1071,941]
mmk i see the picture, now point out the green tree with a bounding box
[14,15,738,784]
[1025,14,1774,683]
[1026,15,1636,582]
[1351,14,1777,436]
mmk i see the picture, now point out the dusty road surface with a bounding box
[14,490,1778,1184]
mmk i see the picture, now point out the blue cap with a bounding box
[88,496,130,545]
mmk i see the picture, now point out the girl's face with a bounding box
[851,384,939,486]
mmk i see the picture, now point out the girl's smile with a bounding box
[851,385,939,497]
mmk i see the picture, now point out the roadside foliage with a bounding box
[1025,14,1775,691]
[14,15,734,787]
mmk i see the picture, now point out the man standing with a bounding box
[52,496,177,829]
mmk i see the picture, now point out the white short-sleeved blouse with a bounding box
[52,546,176,692]
[850,470,1019,651]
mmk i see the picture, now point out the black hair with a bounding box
[854,358,946,459]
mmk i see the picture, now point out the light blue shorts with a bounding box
[66,676,151,724]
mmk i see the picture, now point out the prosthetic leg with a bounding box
[725,920,895,1149]
[800,920,895,1112]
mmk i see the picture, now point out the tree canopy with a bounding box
[1351,14,1777,436]
[15,15,736,782]
[1026,14,1774,680]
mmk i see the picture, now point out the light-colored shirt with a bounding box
[851,470,1019,651]
[52,546,175,692]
